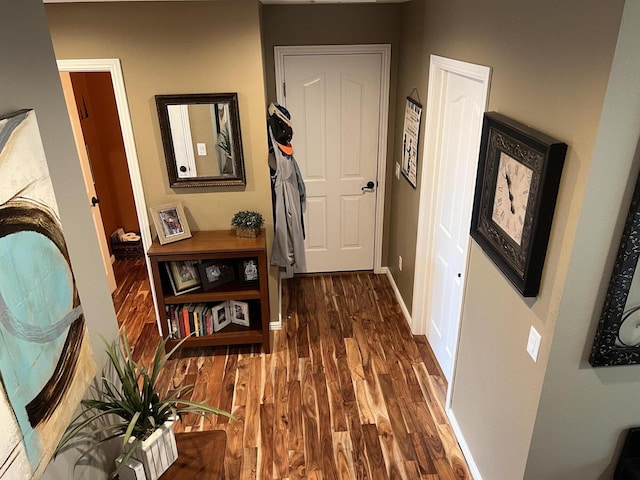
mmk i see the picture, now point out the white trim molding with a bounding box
[274,44,391,274]
[447,408,484,480]
[381,267,412,327]
[411,55,491,336]
[56,59,158,327]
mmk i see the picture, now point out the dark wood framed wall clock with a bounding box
[470,112,567,297]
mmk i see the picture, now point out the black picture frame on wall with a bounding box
[590,171,640,367]
[400,96,422,188]
[470,112,567,297]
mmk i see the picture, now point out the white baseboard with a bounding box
[270,272,283,331]
[380,267,412,327]
[447,408,483,480]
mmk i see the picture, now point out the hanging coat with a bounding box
[269,128,306,271]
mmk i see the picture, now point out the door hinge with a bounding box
[283,82,286,98]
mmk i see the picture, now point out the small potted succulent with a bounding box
[231,210,264,238]
[54,330,233,479]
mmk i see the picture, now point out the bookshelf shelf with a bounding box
[147,230,270,353]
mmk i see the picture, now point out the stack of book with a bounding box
[165,304,214,339]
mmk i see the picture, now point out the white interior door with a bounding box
[59,71,117,294]
[413,57,491,382]
[277,48,388,273]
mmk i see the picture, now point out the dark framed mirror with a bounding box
[155,93,245,188]
[590,171,640,366]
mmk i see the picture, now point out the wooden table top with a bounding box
[159,430,226,480]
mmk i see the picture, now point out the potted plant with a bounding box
[54,330,233,480]
[231,210,264,238]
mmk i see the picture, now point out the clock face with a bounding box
[491,152,533,245]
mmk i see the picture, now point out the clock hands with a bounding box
[504,172,516,214]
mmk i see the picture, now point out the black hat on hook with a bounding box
[267,103,293,155]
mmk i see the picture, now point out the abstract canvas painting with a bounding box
[0,110,95,478]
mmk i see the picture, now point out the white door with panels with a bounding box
[413,57,491,382]
[276,46,389,273]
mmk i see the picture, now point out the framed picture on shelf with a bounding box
[150,201,192,245]
[197,260,235,291]
[212,302,231,332]
[230,300,250,327]
[237,258,259,284]
[165,260,201,296]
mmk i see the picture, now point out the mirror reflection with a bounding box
[617,263,640,347]
[156,93,245,188]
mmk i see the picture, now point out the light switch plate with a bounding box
[395,162,400,179]
[527,326,541,362]
[197,142,207,156]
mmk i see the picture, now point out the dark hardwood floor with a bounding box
[112,259,471,480]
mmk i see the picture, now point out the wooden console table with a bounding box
[159,431,226,479]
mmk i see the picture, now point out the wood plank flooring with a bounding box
[112,259,472,480]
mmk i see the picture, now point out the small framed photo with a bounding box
[197,260,235,291]
[165,260,201,296]
[237,258,259,284]
[150,201,192,245]
[230,300,249,327]
[212,302,231,332]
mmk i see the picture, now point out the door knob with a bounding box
[91,196,100,207]
[361,181,375,192]
[179,165,187,173]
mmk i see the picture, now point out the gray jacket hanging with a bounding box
[269,129,306,270]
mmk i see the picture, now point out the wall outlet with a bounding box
[197,142,207,156]
[398,255,403,271]
[526,326,542,362]
[395,162,401,179]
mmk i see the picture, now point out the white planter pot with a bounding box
[123,419,178,480]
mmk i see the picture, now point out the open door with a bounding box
[59,71,117,293]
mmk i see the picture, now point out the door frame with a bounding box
[274,44,391,274]
[57,59,158,323]
[412,54,491,381]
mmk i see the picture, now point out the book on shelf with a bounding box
[166,305,180,339]
[165,300,252,339]
[194,303,206,336]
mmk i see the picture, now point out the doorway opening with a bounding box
[58,59,157,329]
[274,45,390,274]
[412,56,491,386]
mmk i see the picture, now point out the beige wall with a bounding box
[388,0,624,478]
[262,3,402,265]
[387,0,428,309]
[2,1,120,478]
[526,2,640,477]
[46,0,279,321]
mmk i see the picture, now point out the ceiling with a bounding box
[43,0,408,5]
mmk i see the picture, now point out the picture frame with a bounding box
[150,201,192,245]
[470,112,567,297]
[165,260,201,296]
[230,300,250,327]
[400,96,422,188]
[197,260,235,291]
[237,258,259,284]
[590,170,640,367]
[212,302,231,332]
